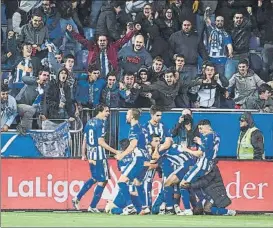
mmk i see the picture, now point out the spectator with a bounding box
[156,7,180,42]
[147,56,165,83]
[89,0,103,34]
[12,0,38,35]
[237,112,264,160]
[1,83,17,132]
[141,68,180,109]
[4,0,20,32]
[10,43,41,96]
[118,34,153,75]
[1,30,20,69]
[125,0,151,20]
[170,0,195,26]
[135,3,170,66]
[56,0,83,34]
[169,19,208,82]
[204,13,233,81]
[66,23,141,76]
[15,69,50,134]
[257,0,273,82]
[228,59,265,108]
[219,88,235,109]
[173,54,189,83]
[40,0,62,44]
[195,0,218,39]
[96,1,122,41]
[100,71,126,108]
[191,63,227,108]
[242,83,273,112]
[74,65,106,110]
[41,68,75,130]
[48,45,76,94]
[18,10,49,61]
[134,67,153,108]
[119,72,140,108]
[225,11,252,79]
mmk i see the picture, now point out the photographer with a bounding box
[171,109,199,148]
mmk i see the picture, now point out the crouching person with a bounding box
[188,164,236,216]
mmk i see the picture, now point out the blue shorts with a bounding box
[161,159,178,178]
[122,157,147,181]
[89,159,110,182]
[183,163,207,183]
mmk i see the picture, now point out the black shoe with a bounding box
[165,208,175,215]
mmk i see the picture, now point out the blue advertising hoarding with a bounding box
[118,111,273,158]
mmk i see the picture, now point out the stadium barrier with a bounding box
[1,158,273,212]
[82,108,273,158]
[1,109,273,158]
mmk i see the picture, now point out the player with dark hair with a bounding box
[148,134,195,215]
[141,105,173,214]
[72,104,119,212]
[179,119,220,215]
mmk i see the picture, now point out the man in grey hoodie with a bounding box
[228,59,265,107]
[19,10,49,60]
[12,0,42,34]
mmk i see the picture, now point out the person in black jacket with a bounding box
[171,109,199,148]
[96,1,122,41]
[189,164,236,216]
[168,19,209,82]
[237,112,264,160]
[41,68,75,130]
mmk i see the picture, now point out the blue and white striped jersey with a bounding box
[197,132,220,171]
[84,118,107,160]
[158,144,195,167]
[143,121,171,143]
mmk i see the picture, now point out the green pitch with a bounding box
[1,212,273,227]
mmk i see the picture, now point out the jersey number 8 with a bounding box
[88,129,94,145]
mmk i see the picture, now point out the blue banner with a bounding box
[118,111,273,158]
[1,122,71,158]
[28,122,71,157]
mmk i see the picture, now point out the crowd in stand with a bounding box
[1,0,273,133]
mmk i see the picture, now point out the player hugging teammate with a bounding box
[73,105,236,216]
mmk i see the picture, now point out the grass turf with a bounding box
[1,212,273,227]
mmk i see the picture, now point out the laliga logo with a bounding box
[8,174,84,203]
[7,167,120,203]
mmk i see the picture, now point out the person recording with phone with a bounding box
[171,109,199,150]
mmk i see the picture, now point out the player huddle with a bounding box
[72,104,236,216]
